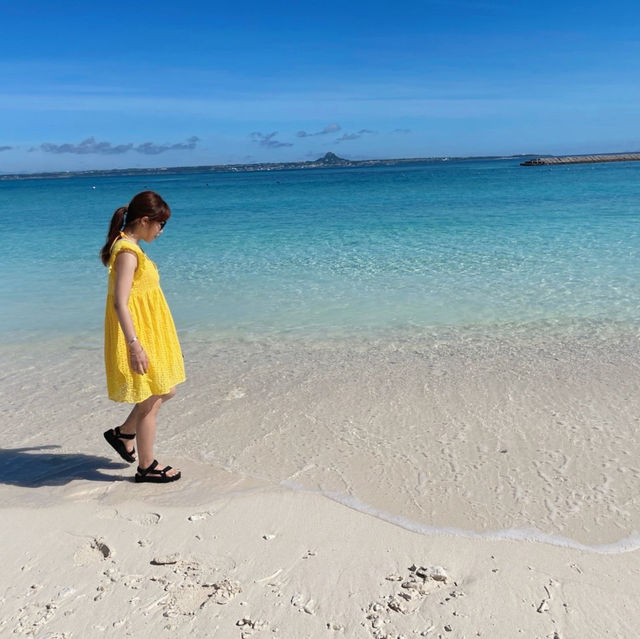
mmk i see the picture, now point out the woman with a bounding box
[100,191,185,483]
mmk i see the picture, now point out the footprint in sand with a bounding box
[73,538,113,565]
[160,576,242,617]
[224,387,246,400]
[125,512,162,526]
[291,593,316,615]
[187,511,215,522]
[96,508,119,521]
[364,564,454,634]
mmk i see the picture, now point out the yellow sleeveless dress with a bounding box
[104,236,186,403]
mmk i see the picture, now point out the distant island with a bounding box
[521,152,640,166]
[0,152,532,181]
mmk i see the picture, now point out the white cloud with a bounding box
[34,136,199,155]
[250,132,293,148]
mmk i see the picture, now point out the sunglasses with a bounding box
[158,220,167,229]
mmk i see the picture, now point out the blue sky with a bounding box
[1,0,639,173]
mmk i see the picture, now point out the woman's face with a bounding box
[140,217,167,243]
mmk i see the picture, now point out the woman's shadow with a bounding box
[0,446,129,487]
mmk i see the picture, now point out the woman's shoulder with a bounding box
[109,238,144,270]
[112,237,143,257]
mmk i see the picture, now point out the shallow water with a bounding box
[2,159,639,343]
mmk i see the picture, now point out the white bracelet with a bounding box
[128,336,139,345]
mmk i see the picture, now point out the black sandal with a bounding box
[134,460,181,483]
[103,426,137,463]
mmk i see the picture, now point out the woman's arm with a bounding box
[113,251,149,374]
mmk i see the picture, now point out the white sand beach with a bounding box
[2,327,640,637]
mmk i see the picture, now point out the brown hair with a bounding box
[100,191,171,265]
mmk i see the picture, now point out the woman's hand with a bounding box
[128,341,149,374]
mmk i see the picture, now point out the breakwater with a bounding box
[521,153,640,166]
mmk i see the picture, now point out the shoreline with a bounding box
[312,489,640,555]
[0,152,531,181]
[3,313,639,348]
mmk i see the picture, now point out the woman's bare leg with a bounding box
[117,388,176,465]
[116,405,141,459]
[133,388,178,476]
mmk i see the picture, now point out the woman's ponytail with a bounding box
[100,206,127,266]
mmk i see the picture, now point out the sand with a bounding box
[2,325,640,637]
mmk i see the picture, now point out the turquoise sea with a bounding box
[1,158,639,344]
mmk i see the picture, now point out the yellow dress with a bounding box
[104,235,186,403]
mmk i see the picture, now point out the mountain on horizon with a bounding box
[316,152,347,164]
